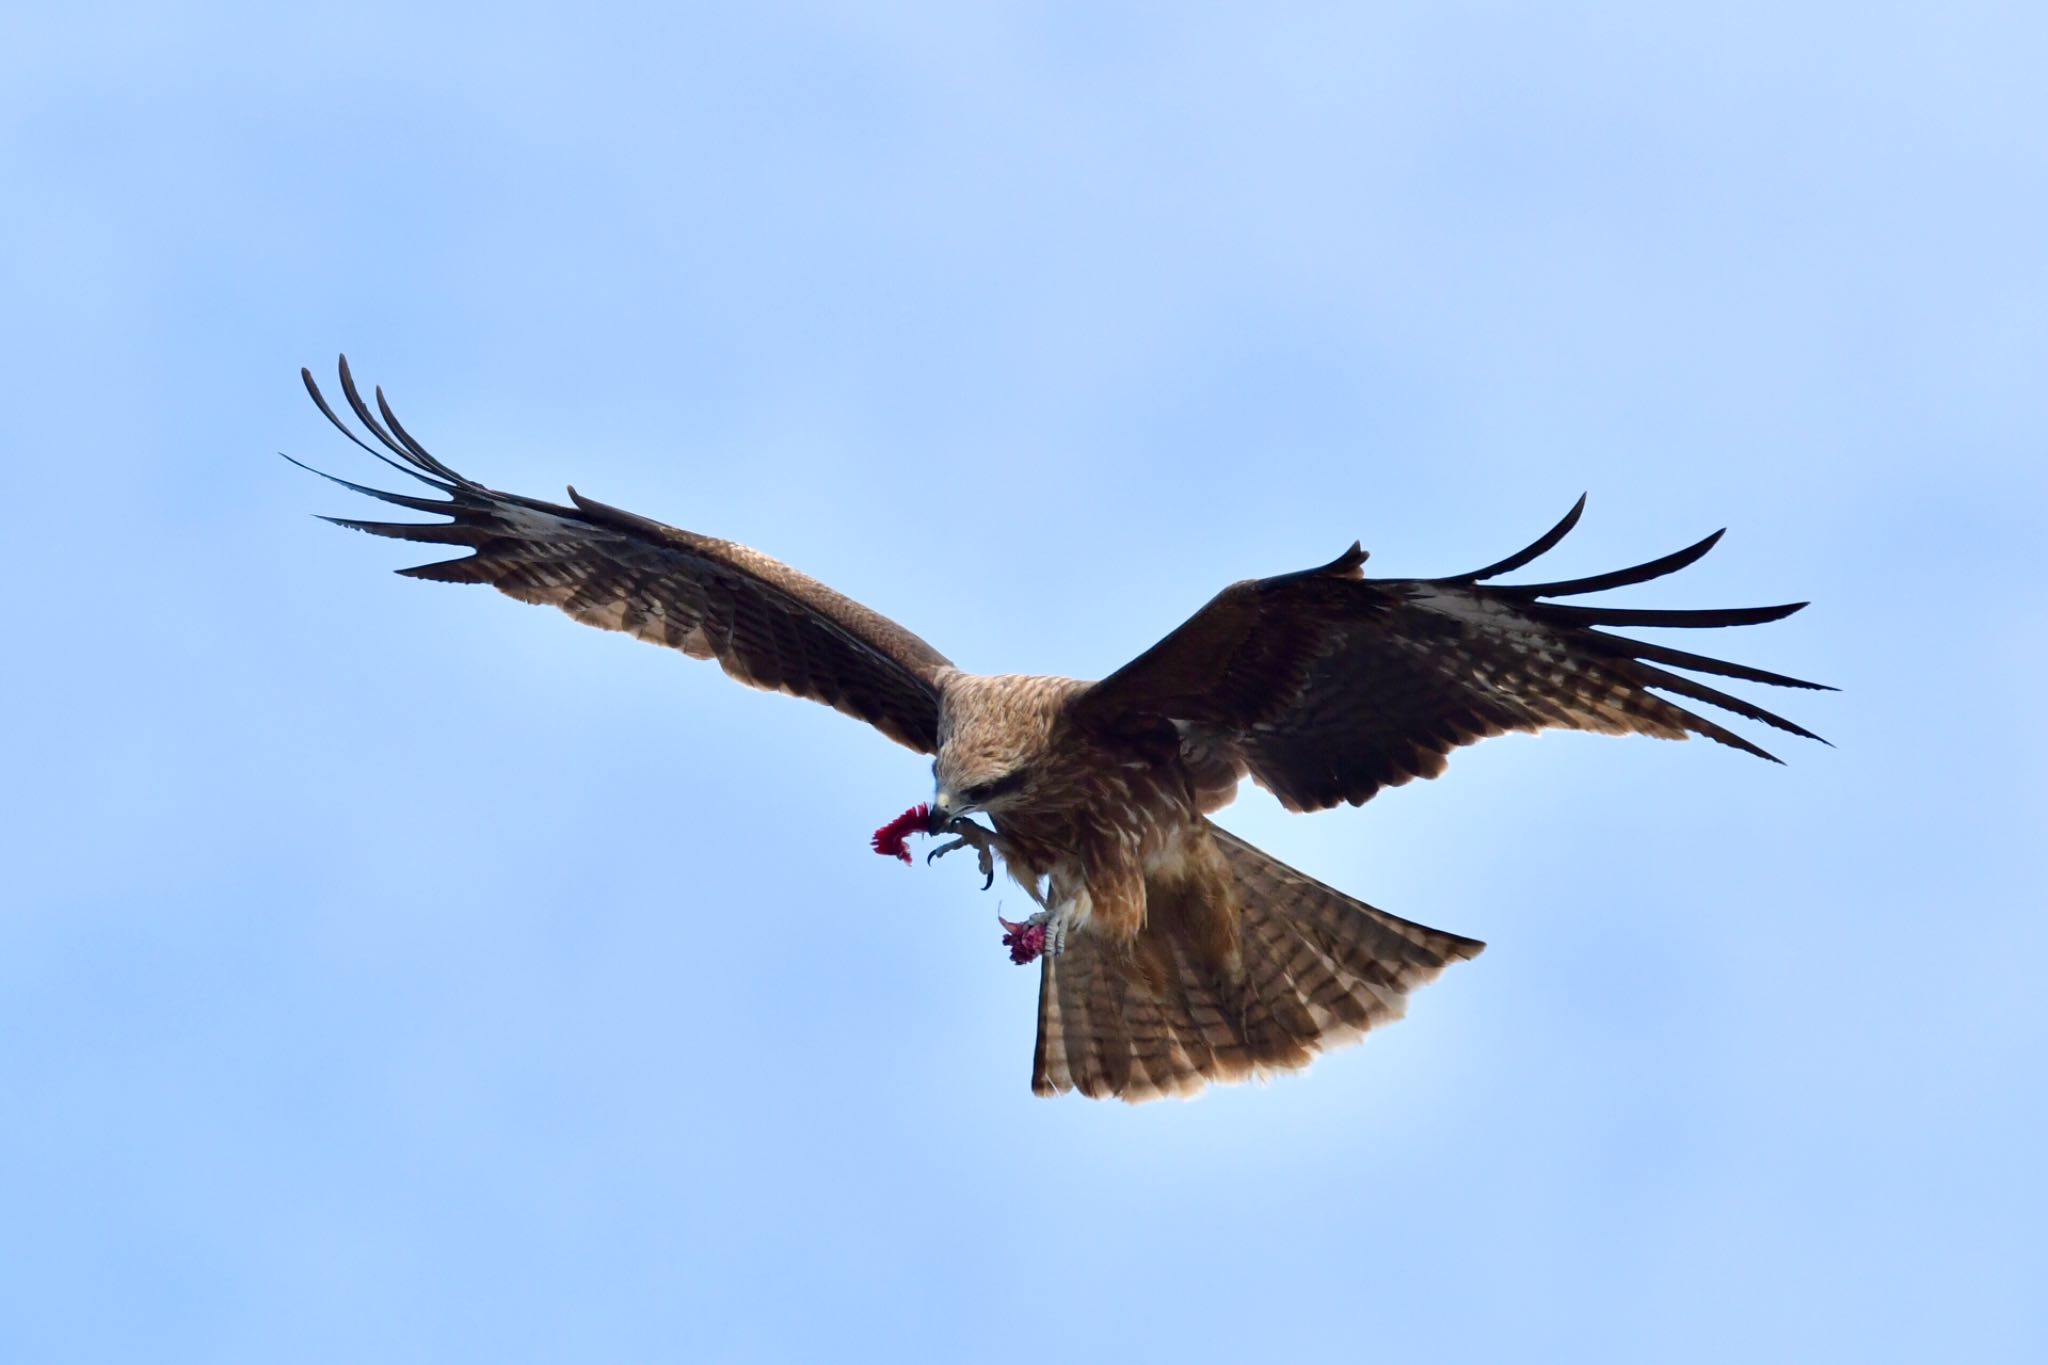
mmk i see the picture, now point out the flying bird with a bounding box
[292,357,1829,1102]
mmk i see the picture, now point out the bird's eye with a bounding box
[961,771,1026,805]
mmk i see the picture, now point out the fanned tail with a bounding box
[1031,822,1482,1102]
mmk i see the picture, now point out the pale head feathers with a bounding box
[932,673,1087,814]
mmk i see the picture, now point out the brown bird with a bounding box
[293,357,1829,1102]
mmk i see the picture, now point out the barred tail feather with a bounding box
[1030,822,1483,1102]
[1219,826,1483,1057]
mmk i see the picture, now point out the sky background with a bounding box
[3,3,2044,1361]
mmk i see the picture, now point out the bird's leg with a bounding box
[996,890,1080,964]
[925,817,997,890]
[997,908,1068,962]
[1040,907,1072,958]
[1043,896,1077,956]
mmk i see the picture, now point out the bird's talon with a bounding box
[998,911,1050,965]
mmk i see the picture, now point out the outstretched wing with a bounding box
[1074,496,1831,812]
[293,356,951,753]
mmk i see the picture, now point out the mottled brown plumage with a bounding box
[294,357,1830,1102]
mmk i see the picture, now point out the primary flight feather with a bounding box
[295,356,1829,1102]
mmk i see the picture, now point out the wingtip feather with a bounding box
[1504,525,1727,599]
[1444,493,1588,583]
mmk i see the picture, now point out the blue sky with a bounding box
[3,3,2043,1361]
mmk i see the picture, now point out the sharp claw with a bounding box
[926,818,1002,891]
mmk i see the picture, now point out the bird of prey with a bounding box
[292,357,1828,1103]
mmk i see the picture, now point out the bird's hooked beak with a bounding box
[926,795,956,834]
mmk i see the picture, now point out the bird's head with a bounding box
[927,758,1031,831]
[928,674,1064,832]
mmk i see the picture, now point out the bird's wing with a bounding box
[1073,496,1831,811]
[294,357,951,753]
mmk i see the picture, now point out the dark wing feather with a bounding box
[1076,499,1830,812]
[294,357,951,753]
